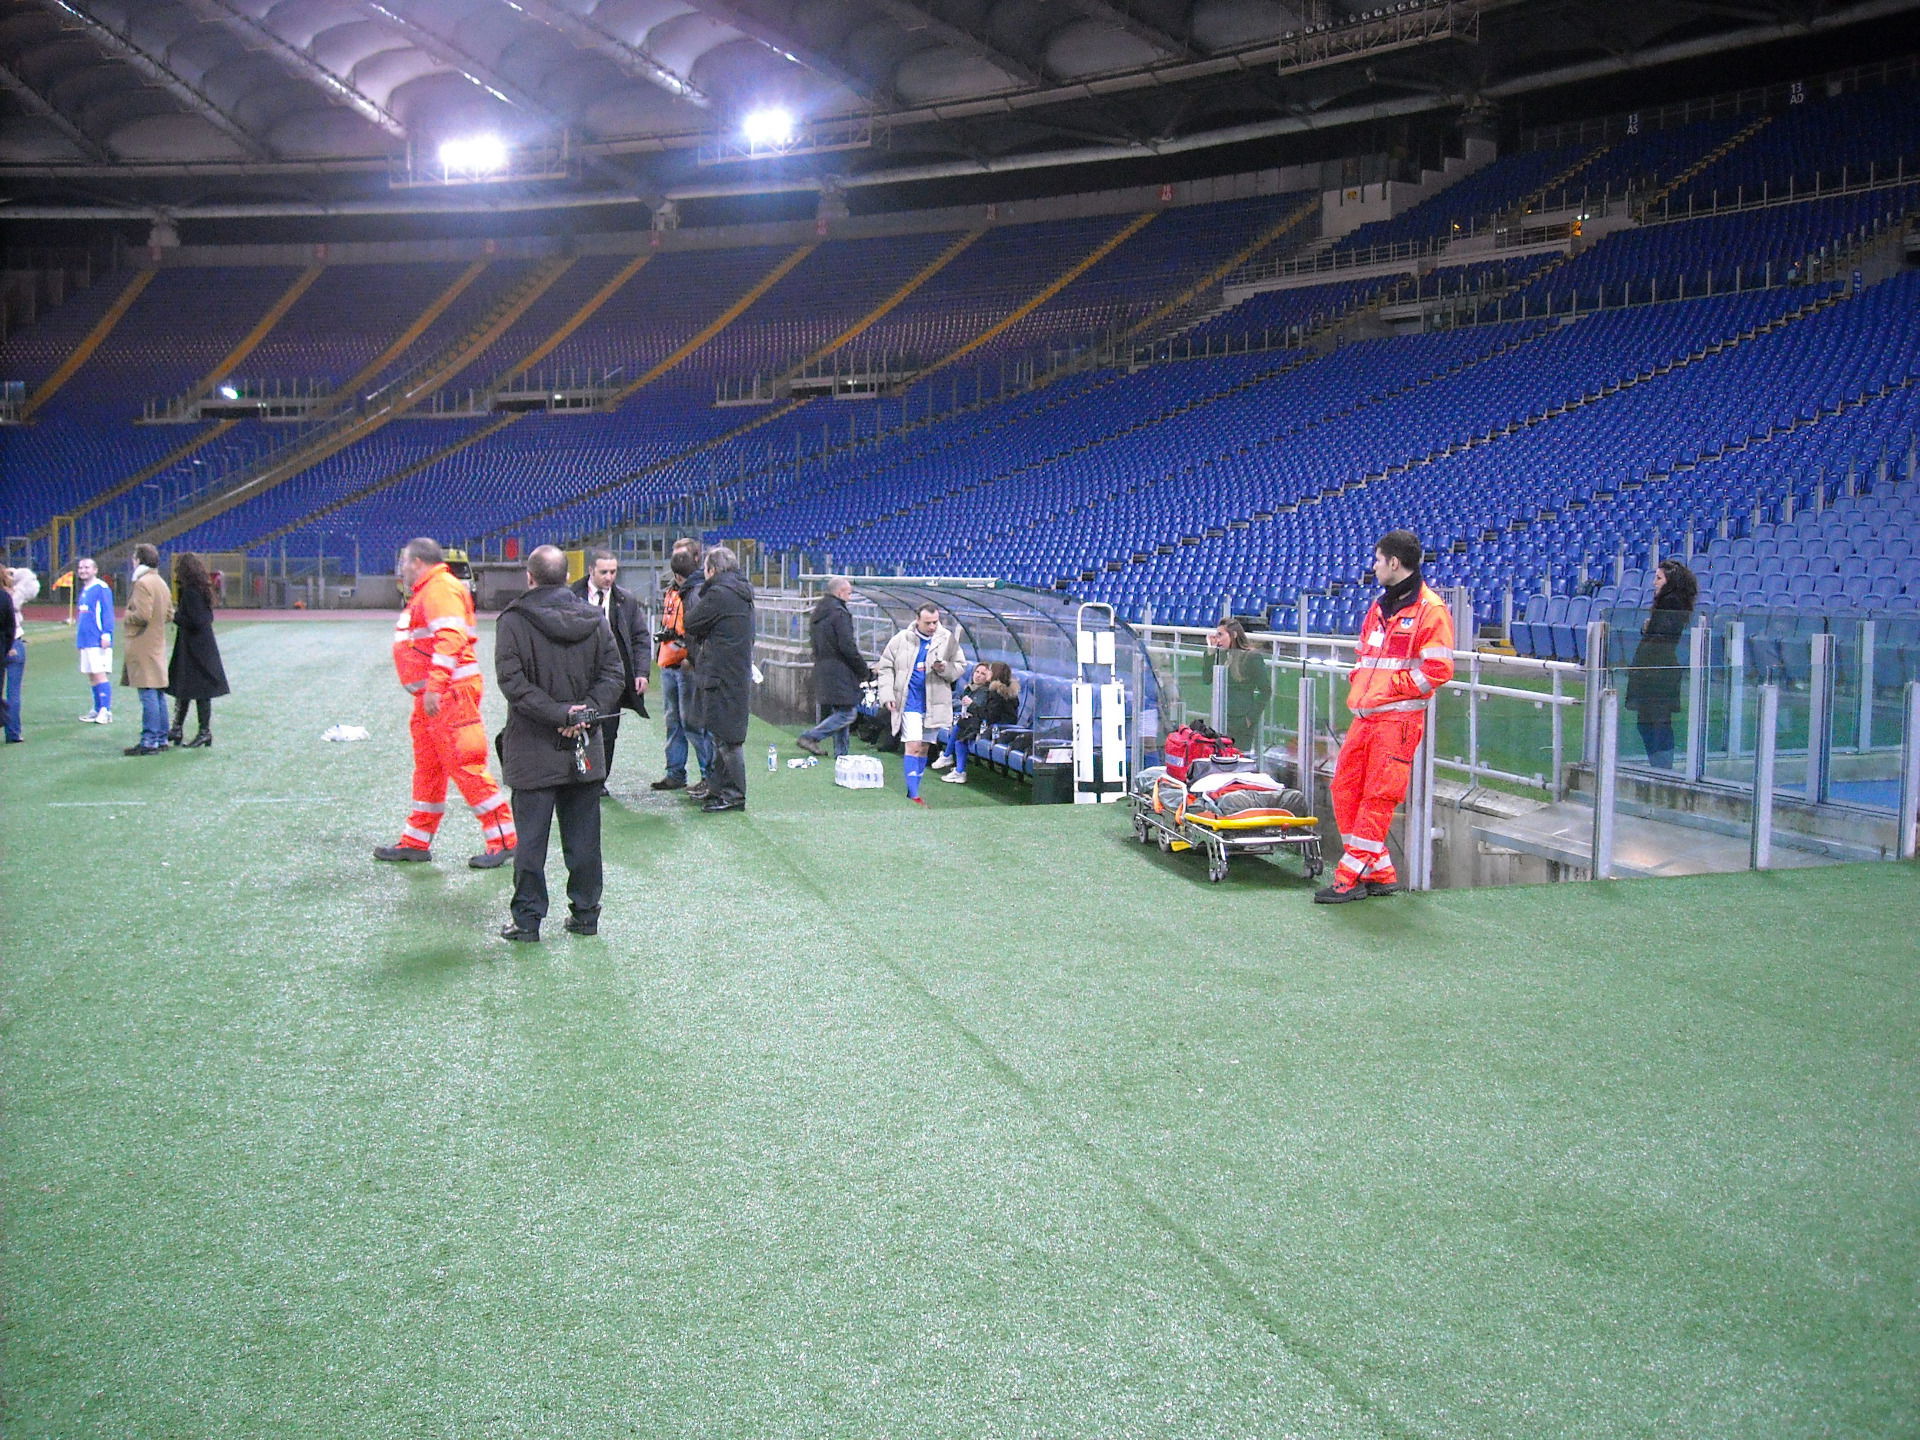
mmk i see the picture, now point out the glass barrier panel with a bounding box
[1824,613,1912,812]
[1603,604,1695,777]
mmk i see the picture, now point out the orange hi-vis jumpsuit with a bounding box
[389,562,515,856]
[1329,582,1455,887]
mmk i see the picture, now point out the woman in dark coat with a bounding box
[1208,617,1272,750]
[1623,559,1697,770]
[683,545,755,813]
[166,552,230,748]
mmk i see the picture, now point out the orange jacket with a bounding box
[657,583,688,669]
[391,563,481,698]
[1346,581,1455,717]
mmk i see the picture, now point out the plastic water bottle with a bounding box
[767,744,778,772]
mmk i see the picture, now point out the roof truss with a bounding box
[35,0,277,159]
[178,0,407,138]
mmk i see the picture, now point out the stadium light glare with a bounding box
[740,107,796,149]
[218,384,241,400]
[438,134,509,175]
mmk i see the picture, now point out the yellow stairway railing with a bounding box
[328,259,487,409]
[611,245,818,405]
[490,253,650,390]
[184,265,324,406]
[20,268,154,421]
[1118,198,1320,345]
[247,414,528,549]
[919,212,1158,379]
[789,229,984,376]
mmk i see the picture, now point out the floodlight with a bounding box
[438,134,509,175]
[218,384,241,400]
[740,107,796,149]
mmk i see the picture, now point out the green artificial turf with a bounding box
[2,617,1916,1438]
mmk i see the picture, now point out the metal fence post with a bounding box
[1448,585,1473,655]
[1591,686,1620,880]
[1727,619,1747,758]
[1582,618,1610,764]
[1551,668,1566,799]
[1684,619,1709,781]
[1807,632,1834,802]
[1752,683,1780,869]
[1210,661,1228,734]
[1900,681,1920,861]
[1407,714,1438,892]
[1295,672,1317,816]
[1856,619,1876,752]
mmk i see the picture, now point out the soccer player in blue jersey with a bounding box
[877,603,964,804]
[73,557,115,724]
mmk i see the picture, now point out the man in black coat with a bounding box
[569,547,650,793]
[495,545,625,942]
[682,543,755,814]
[796,576,872,759]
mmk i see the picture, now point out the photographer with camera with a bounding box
[493,545,626,943]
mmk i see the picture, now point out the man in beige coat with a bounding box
[121,543,174,755]
[875,603,964,804]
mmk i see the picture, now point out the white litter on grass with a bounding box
[322,724,371,742]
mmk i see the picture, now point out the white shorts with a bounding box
[79,646,113,674]
[900,708,925,744]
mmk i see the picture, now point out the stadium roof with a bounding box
[1,0,1915,225]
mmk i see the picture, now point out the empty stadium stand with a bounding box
[4,56,1916,667]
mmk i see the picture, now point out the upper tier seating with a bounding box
[9,68,1917,645]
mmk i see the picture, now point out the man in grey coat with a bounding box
[683,544,754,814]
[494,545,625,942]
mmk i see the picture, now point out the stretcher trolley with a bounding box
[1128,765,1324,884]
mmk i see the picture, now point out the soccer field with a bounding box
[3,616,1916,1439]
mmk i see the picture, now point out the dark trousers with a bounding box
[509,783,603,930]
[1637,718,1676,770]
[708,741,747,805]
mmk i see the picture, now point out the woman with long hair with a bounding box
[1206,617,1272,750]
[165,552,231,748]
[1623,559,1698,770]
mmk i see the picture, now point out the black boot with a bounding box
[167,722,185,746]
[185,726,212,749]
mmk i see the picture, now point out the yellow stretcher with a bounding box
[1128,765,1325,884]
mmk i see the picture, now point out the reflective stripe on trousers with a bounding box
[396,684,515,851]
[1329,709,1423,884]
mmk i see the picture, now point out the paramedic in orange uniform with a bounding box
[373,537,517,869]
[1316,530,1454,904]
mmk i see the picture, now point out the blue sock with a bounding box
[94,682,112,713]
[904,755,925,799]
[952,742,967,777]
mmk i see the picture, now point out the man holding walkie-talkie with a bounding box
[493,545,626,943]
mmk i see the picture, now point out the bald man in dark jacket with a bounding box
[495,545,625,942]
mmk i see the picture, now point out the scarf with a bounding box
[1379,569,1421,619]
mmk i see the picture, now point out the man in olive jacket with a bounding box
[797,576,872,758]
[494,545,625,942]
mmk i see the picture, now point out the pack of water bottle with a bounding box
[833,754,885,790]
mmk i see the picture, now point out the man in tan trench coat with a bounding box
[121,543,174,755]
